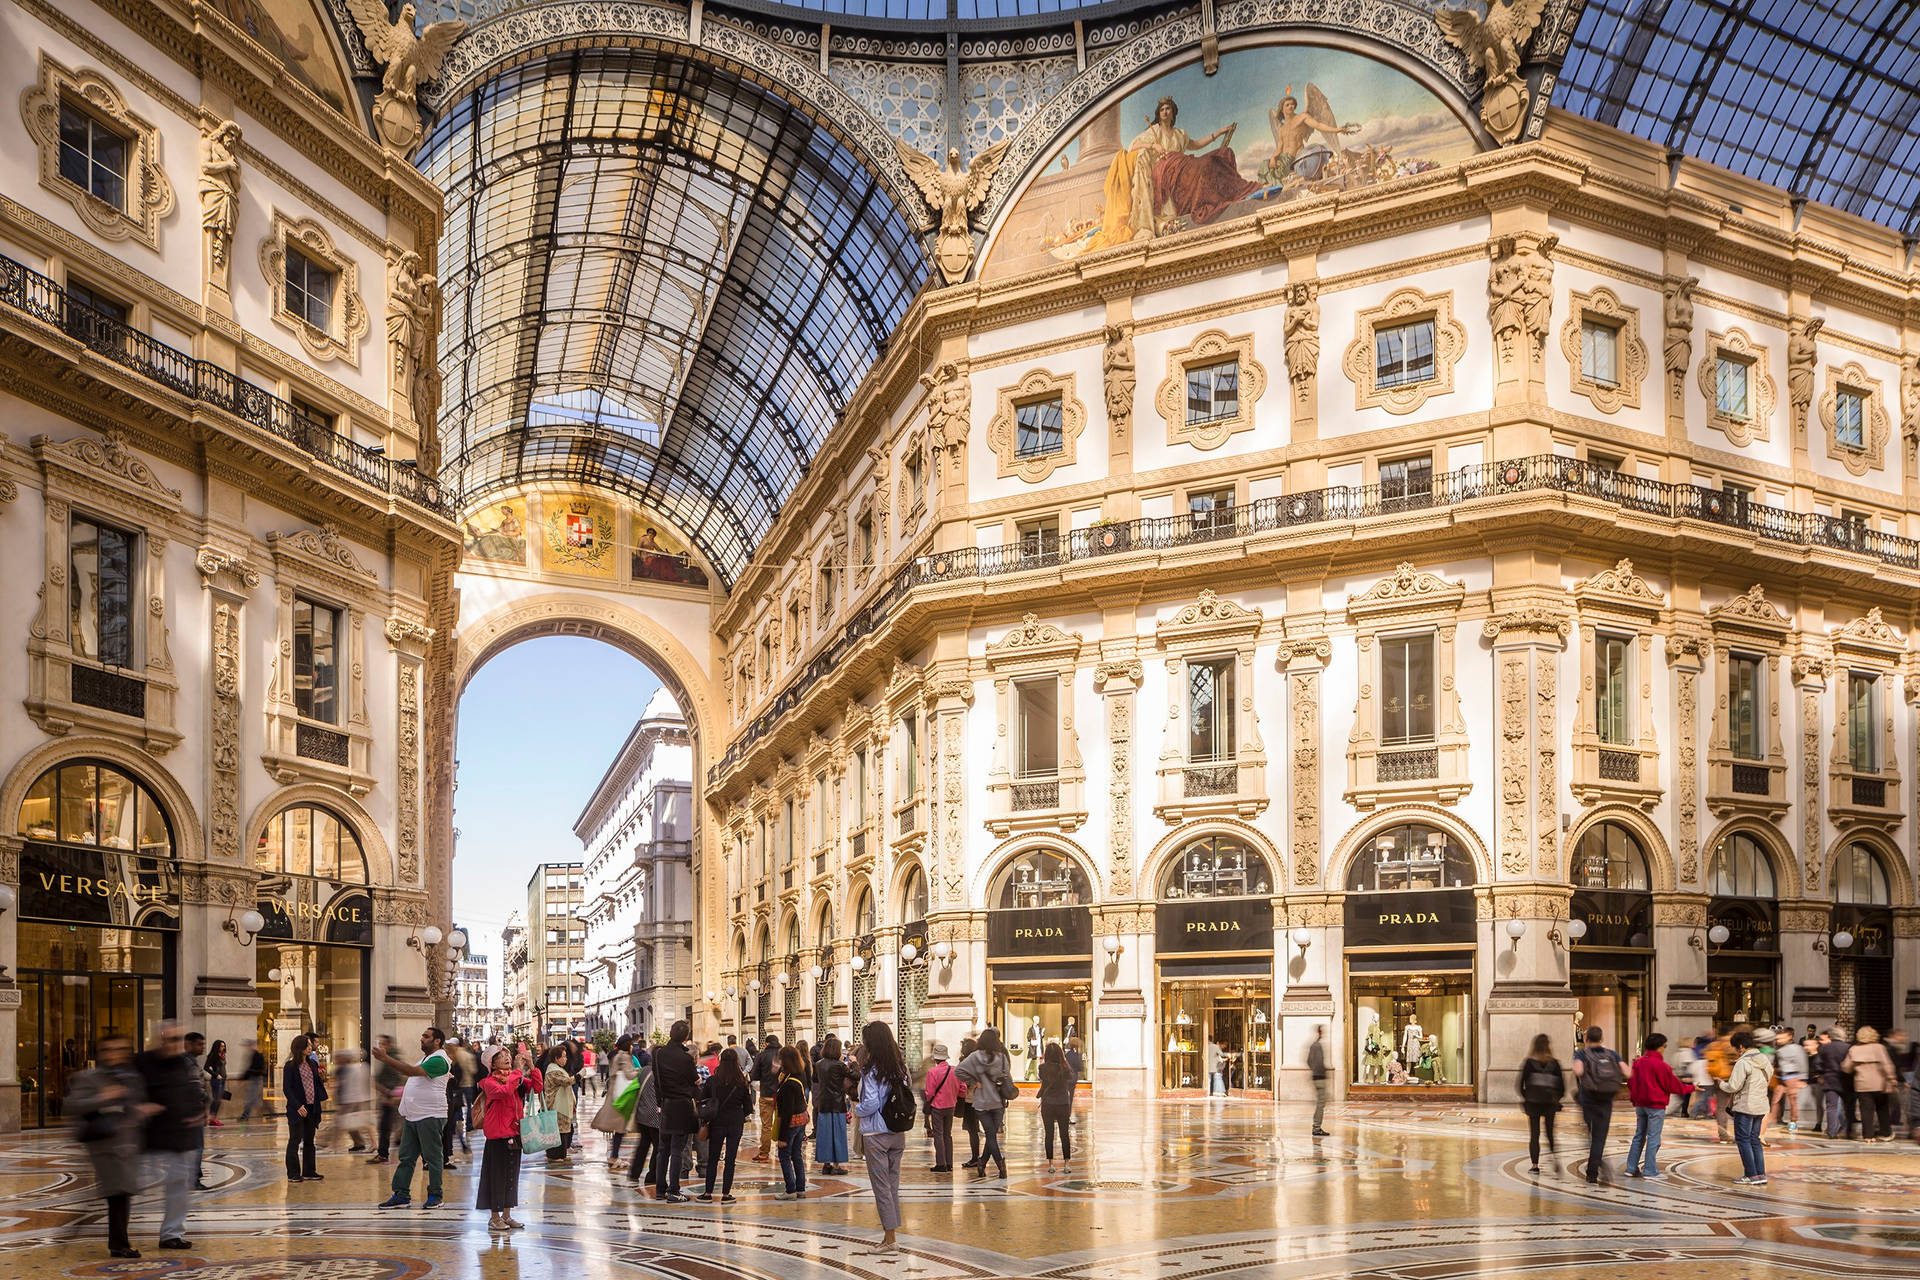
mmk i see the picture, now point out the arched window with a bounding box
[1834,842,1892,905]
[1708,832,1777,898]
[1571,822,1651,890]
[989,848,1091,909]
[255,805,367,882]
[755,929,772,964]
[18,759,173,857]
[783,916,800,956]
[814,903,834,948]
[1346,823,1475,891]
[1159,833,1274,899]
[852,886,875,936]
[899,865,928,922]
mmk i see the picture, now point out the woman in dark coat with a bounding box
[66,1034,152,1259]
[281,1034,328,1183]
[1518,1032,1567,1173]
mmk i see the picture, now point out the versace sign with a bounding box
[987,905,1091,956]
[20,843,181,930]
[1343,889,1476,948]
[1156,898,1275,954]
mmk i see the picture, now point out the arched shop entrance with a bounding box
[1830,840,1896,1031]
[1154,831,1277,1097]
[984,846,1093,1083]
[1567,820,1655,1051]
[1706,832,1783,1026]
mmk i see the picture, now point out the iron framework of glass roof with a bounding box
[1556,0,1920,234]
[418,47,927,587]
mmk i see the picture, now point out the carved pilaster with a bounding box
[208,595,243,862]
[397,661,422,886]
[1280,637,1330,887]
[1668,632,1705,886]
[1095,659,1142,897]
[1484,609,1569,878]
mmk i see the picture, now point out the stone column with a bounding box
[1652,893,1712,1043]
[1279,635,1331,890]
[372,889,434,1045]
[180,865,265,1060]
[1483,885,1578,1102]
[0,835,21,1132]
[919,914,984,1064]
[1091,904,1151,1100]
[1895,907,1920,1039]
[1484,609,1571,879]
[1275,893,1337,1103]
[1782,900,1837,1027]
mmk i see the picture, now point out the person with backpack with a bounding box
[923,1042,962,1172]
[696,1048,754,1202]
[750,1034,782,1163]
[66,1033,152,1259]
[1722,1028,1775,1184]
[1570,1024,1623,1185]
[1516,1033,1565,1173]
[851,1020,914,1255]
[955,1027,1013,1181]
[1625,1032,1691,1178]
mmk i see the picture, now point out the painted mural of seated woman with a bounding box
[1087,96,1257,249]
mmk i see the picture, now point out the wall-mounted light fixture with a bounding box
[1548,919,1588,949]
[1291,926,1311,952]
[224,907,267,946]
[1101,935,1124,957]
[1504,918,1527,952]
[899,942,919,963]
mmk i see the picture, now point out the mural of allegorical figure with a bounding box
[983,44,1480,280]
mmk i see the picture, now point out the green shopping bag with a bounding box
[521,1089,558,1153]
[610,1069,643,1121]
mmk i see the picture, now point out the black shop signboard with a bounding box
[20,842,180,929]
[1570,890,1653,950]
[1831,904,1893,958]
[987,905,1091,957]
[1707,898,1778,953]
[1157,897,1275,954]
[1344,889,1476,948]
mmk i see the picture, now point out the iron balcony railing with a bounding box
[710,456,1920,786]
[0,252,446,514]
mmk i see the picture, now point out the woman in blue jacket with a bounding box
[282,1035,328,1183]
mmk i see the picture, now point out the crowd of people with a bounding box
[58,1014,1915,1259]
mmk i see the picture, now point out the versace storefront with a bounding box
[1344,824,1477,1097]
[985,849,1092,1082]
[1155,835,1275,1096]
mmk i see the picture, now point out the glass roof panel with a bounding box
[420,45,927,587]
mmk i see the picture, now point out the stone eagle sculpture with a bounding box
[344,0,467,153]
[1435,0,1551,145]
[895,140,1012,286]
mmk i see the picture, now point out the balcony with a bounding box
[1010,777,1060,810]
[850,830,868,864]
[0,252,445,513]
[1156,756,1268,822]
[1852,776,1887,807]
[1731,764,1770,795]
[1377,747,1439,783]
[986,772,1086,837]
[1182,763,1238,797]
[1597,749,1640,783]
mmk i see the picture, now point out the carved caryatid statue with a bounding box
[1787,316,1824,440]
[1103,325,1136,438]
[1283,280,1320,401]
[895,140,1012,285]
[344,0,467,154]
[199,119,242,284]
[921,361,970,478]
[387,251,438,422]
[1436,0,1551,144]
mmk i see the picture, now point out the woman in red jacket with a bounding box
[475,1048,535,1233]
[1625,1033,1693,1178]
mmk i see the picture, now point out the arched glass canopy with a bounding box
[418,47,927,587]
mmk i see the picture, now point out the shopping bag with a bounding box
[520,1091,557,1153]
[610,1072,642,1121]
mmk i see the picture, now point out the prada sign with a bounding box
[988,905,1090,956]
[1157,898,1274,954]
[1570,889,1653,950]
[1343,889,1475,948]
[20,843,181,930]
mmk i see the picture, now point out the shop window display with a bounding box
[1351,974,1471,1086]
[991,849,1090,908]
[1159,981,1271,1092]
[1345,823,1475,891]
[994,985,1089,1082]
[1159,834,1273,899]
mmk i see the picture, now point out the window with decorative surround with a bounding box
[1568,559,1663,807]
[988,369,1086,483]
[1153,590,1266,822]
[1342,287,1467,415]
[1344,563,1470,809]
[262,525,380,794]
[1819,363,1890,476]
[21,56,174,249]
[897,430,926,540]
[1156,329,1267,450]
[1696,327,1775,448]
[1704,586,1789,817]
[1828,609,1904,823]
[26,430,181,752]
[1560,287,1648,414]
[984,614,1086,836]
[259,210,368,367]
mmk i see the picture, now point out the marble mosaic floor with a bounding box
[5,1098,1919,1278]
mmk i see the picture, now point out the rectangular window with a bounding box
[783,799,795,865]
[68,515,137,668]
[1380,454,1434,512]
[1016,515,1060,564]
[1835,389,1865,448]
[818,564,834,619]
[57,100,128,208]
[906,454,924,508]
[857,515,874,568]
[1189,486,1235,534]
[1381,634,1436,745]
[1580,318,1620,387]
[1185,359,1241,424]
[291,396,335,443]
[1715,355,1751,421]
[1187,657,1236,762]
[1849,672,1879,772]
[758,820,769,876]
[1596,633,1631,746]
[853,749,868,822]
[1014,396,1065,458]
[1728,654,1762,760]
[292,596,340,723]
[284,248,335,332]
[814,775,827,843]
[1375,319,1436,388]
[901,715,919,799]
[1015,677,1059,778]
[63,279,130,351]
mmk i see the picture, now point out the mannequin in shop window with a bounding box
[1362,1027,1392,1083]
[1400,1018,1425,1069]
[1417,1035,1441,1084]
[1027,1019,1044,1080]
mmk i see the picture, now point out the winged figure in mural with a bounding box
[1264,84,1359,183]
[895,140,1013,286]
[1434,0,1551,143]
[344,0,467,150]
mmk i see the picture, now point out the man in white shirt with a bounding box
[374,1027,451,1209]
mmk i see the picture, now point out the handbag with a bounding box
[75,1110,117,1144]
[468,1090,488,1132]
[520,1090,558,1154]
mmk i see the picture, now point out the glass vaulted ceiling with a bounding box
[418,48,926,587]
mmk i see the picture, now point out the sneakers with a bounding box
[720,1194,738,1204]
[1311,1128,1332,1137]
[696,1193,714,1202]
[159,1238,192,1250]
[378,1194,412,1209]
[421,1195,443,1209]
[1625,1170,1643,1178]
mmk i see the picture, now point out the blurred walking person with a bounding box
[68,1034,155,1258]
[334,1048,375,1153]
[1517,1033,1565,1173]
[136,1022,206,1251]
[235,1039,268,1123]
[1844,1027,1898,1141]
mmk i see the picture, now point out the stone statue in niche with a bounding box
[1787,316,1824,441]
[1663,276,1697,399]
[1102,325,1135,439]
[1284,280,1320,402]
[388,252,438,425]
[198,119,241,286]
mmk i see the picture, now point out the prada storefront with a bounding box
[1706,833,1783,1026]
[253,805,373,1091]
[985,849,1091,1081]
[14,760,179,1128]
[1345,824,1477,1096]
[1568,823,1654,1051]
[1155,835,1275,1096]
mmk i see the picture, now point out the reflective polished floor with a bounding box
[5,1097,1919,1278]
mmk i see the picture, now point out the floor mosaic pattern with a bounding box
[4,1098,1917,1278]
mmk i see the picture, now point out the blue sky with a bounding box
[453,637,660,990]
